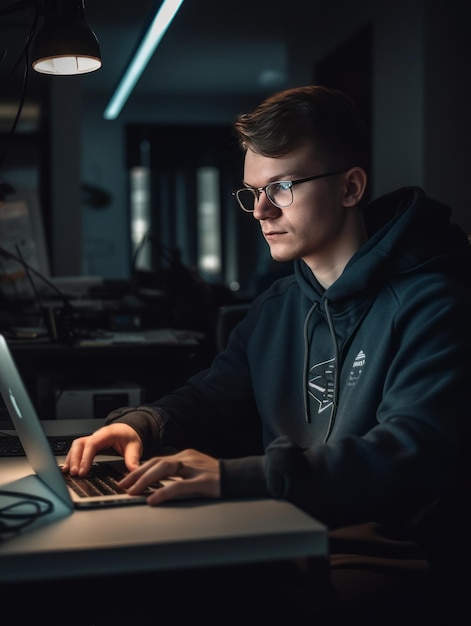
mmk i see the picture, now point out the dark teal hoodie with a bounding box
[107,187,471,550]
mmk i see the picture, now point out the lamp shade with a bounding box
[31,2,102,75]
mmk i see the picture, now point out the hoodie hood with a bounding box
[295,187,471,304]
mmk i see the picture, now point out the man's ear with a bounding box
[343,167,368,207]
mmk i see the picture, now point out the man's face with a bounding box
[242,144,354,272]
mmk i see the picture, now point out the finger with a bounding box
[145,477,205,505]
[119,458,182,492]
[62,437,92,475]
[122,441,143,472]
[77,441,104,476]
[117,459,155,489]
[63,431,112,476]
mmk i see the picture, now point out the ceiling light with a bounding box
[103,0,185,121]
[32,0,101,76]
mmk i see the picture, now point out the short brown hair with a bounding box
[233,85,370,174]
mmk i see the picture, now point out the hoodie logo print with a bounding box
[308,358,335,414]
[347,350,365,387]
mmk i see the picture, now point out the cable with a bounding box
[0,488,54,540]
[0,245,77,342]
[131,231,181,274]
[14,242,47,325]
[0,245,73,308]
[0,4,39,173]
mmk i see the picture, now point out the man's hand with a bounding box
[118,448,221,505]
[61,423,143,476]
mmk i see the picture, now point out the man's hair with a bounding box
[233,85,370,174]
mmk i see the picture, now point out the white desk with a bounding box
[0,421,328,585]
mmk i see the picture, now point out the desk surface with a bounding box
[0,421,327,584]
[7,328,204,353]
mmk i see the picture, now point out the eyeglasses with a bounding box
[232,169,347,213]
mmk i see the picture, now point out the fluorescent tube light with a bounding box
[103,0,185,120]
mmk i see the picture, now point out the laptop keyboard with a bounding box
[0,433,78,457]
[63,462,128,497]
[62,461,163,498]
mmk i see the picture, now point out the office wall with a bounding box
[45,0,471,278]
[372,0,425,196]
[372,0,471,233]
[423,1,471,232]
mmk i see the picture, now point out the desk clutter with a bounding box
[0,253,236,423]
[0,279,202,345]
[0,247,237,347]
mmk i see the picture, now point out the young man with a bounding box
[63,86,470,621]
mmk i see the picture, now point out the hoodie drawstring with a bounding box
[302,302,318,424]
[323,299,340,441]
[302,298,340,439]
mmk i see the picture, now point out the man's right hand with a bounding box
[61,423,143,476]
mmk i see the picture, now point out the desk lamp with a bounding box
[0,1,102,194]
[0,0,102,76]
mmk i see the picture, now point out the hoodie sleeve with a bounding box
[105,306,265,459]
[220,437,313,500]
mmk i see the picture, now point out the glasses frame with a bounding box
[232,169,348,213]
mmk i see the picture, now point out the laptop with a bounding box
[0,333,165,509]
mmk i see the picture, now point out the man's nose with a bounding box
[252,191,281,220]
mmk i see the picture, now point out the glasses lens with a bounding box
[266,181,293,208]
[237,189,256,212]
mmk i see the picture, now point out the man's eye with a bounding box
[275,182,291,191]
